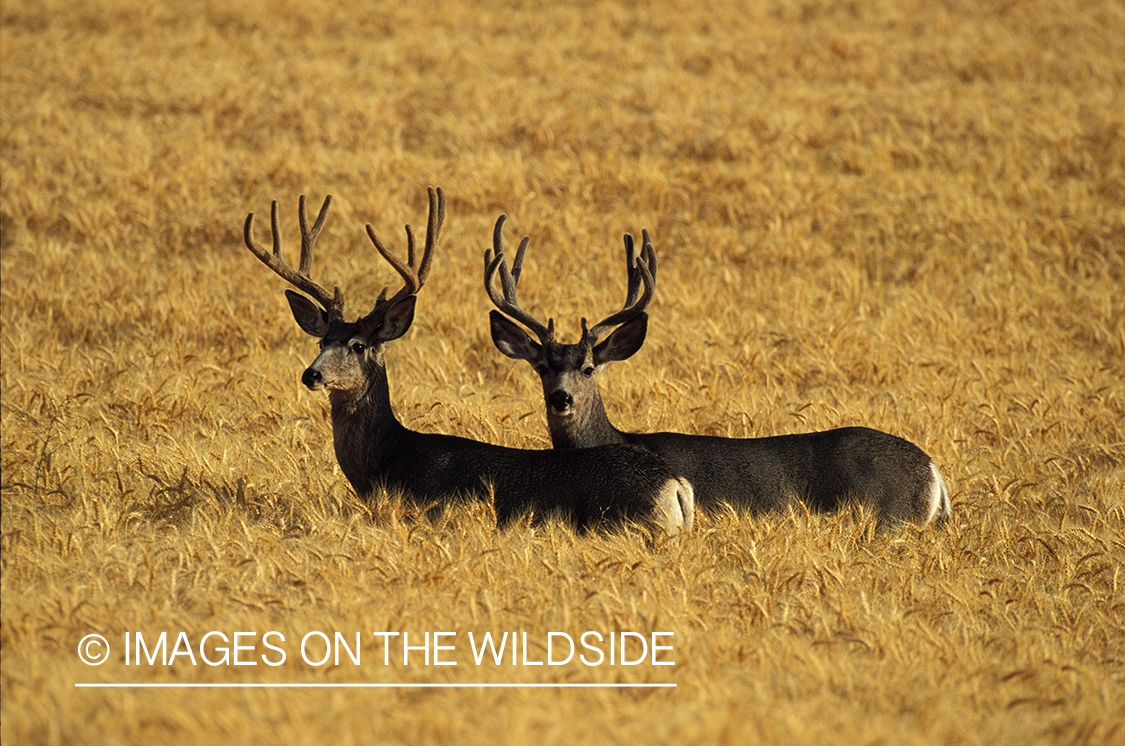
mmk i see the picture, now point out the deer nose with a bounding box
[547,390,573,412]
[301,367,322,389]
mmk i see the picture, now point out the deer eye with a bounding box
[349,341,366,354]
[582,366,595,377]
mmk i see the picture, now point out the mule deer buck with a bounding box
[241,188,693,533]
[485,216,950,528]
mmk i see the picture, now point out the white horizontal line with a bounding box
[76,682,675,689]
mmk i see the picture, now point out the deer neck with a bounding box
[546,388,626,449]
[327,368,404,496]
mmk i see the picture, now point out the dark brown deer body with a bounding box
[242,189,693,533]
[485,217,950,528]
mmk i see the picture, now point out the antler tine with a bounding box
[297,193,332,276]
[484,214,553,342]
[587,229,657,341]
[419,185,444,286]
[620,229,660,309]
[364,187,445,305]
[622,233,639,308]
[243,195,343,318]
[641,228,657,284]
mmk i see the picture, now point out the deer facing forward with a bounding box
[485,216,949,529]
[241,189,693,534]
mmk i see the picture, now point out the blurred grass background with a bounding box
[2,0,1122,743]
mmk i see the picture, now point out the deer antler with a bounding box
[244,194,345,321]
[586,229,656,341]
[364,186,445,306]
[484,214,554,343]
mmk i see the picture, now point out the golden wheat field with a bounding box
[2,0,1123,743]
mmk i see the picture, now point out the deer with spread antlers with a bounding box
[485,216,949,528]
[241,189,693,533]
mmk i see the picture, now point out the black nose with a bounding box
[548,390,573,412]
[302,367,322,388]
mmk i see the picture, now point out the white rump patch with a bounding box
[924,463,951,525]
[654,477,695,534]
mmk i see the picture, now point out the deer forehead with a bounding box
[318,319,365,348]
[543,339,595,370]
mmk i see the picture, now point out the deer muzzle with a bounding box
[547,390,573,414]
[302,366,325,390]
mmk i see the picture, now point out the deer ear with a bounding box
[286,289,330,337]
[593,313,647,364]
[378,295,416,341]
[489,310,542,361]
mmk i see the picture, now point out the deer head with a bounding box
[485,216,655,445]
[244,188,444,397]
